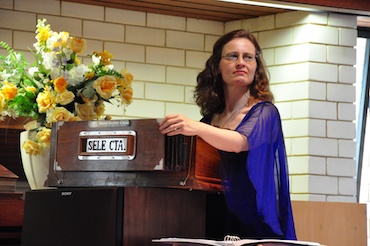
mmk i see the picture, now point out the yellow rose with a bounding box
[94,100,105,118]
[93,75,117,99]
[36,89,56,113]
[22,139,41,155]
[53,77,68,93]
[55,90,75,105]
[93,50,113,65]
[81,94,98,103]
[69,116,82,121]
[119,87,133,105]
[120,69,134,85]
[0,92,5,112]
[85,71,95,80]
[1,81,18,100]
[59,31,69,46]
[75,102,97,120]
[36,127,51,148]
[69,37,86,54]
[25,86,37,94]
[47,107,74,123]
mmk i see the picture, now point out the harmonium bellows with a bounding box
[47,119,221,191]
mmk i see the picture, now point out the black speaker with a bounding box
[21,187,123,246]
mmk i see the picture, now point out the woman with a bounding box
[159,29,296,240]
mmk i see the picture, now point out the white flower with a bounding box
[15,53,22,62]
[67,64,90,86]
[42,52,54,70]
[28,67,39,77]
[50,67,61,80]
[92,55,101,65]
[0,70,10,81]
[106,64,114,70]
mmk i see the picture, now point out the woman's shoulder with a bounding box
[250,101,278,114]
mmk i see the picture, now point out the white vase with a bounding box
[20,130,51,190]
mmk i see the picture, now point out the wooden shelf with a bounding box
[0,117,33,130]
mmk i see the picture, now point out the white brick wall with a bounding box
[0,1,360,203]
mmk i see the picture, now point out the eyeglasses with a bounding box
[222,52,257,63]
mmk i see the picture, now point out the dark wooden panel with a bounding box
[280,0,370,12]
[62,0,369,22]
[0,192,24,246]
[63,0,289,21]
[123,187,206,246]
[0,128,26,181]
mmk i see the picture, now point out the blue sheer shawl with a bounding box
[203,101,296,240]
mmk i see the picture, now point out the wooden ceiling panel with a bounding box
[63,0,289,21]
[64,0,370,23]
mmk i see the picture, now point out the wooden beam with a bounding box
[277,0,370,12]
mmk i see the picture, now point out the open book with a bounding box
[152,237,322,246]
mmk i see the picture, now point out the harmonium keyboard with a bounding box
[47,119,222,191]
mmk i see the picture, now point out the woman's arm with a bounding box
[159,114,249,153]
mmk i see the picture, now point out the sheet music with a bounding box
[152,237,322,246]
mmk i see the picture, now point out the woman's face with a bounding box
[219,37,257,89]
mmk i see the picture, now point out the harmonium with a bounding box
[47,119,222,191]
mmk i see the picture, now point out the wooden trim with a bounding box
[358,17,370,28]
[280,0,370,12]
[63,0,370,22]
[0,117,31,130]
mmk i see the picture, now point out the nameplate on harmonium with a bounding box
[47,119,222,190]
[50,119,168,172]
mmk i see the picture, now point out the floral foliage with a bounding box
[0,19,133,155]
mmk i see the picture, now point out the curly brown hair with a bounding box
[194,29,273,117]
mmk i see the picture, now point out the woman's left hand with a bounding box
[159,114,201,136]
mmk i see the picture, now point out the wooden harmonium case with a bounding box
[47,119,221,190]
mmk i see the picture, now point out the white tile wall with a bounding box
[339,65,356,83]
[13,31,34,50]
[328,13,357,28]
[15,0,60,15]
[338,102,356,120]
[0,0,13,9]
[288,156,326,175]
[146,46,185,66]
[276,11,328,27]
[328,45,357,65]
[294,24,339,45]
[327,83,356,102]
[0,9,36,31]
[125,63,165,82]
[259,28,293,48]
[186,18,224,35]
[106,8,146,26]
[62,1,104,20]
[338,139,356,158]
[166,67,199,86]
[308,63,338,82]
[185,50,211,69]
[147,13,185,30]
[166,30,204,50]
[84,20,125,42]
[105,42,145,63]
[126,26,165,46]
[145,83,184,102]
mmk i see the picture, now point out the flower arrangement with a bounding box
[0,19,134,155]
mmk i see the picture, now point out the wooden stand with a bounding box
[22,187,206,246]
[0,192,24,245]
